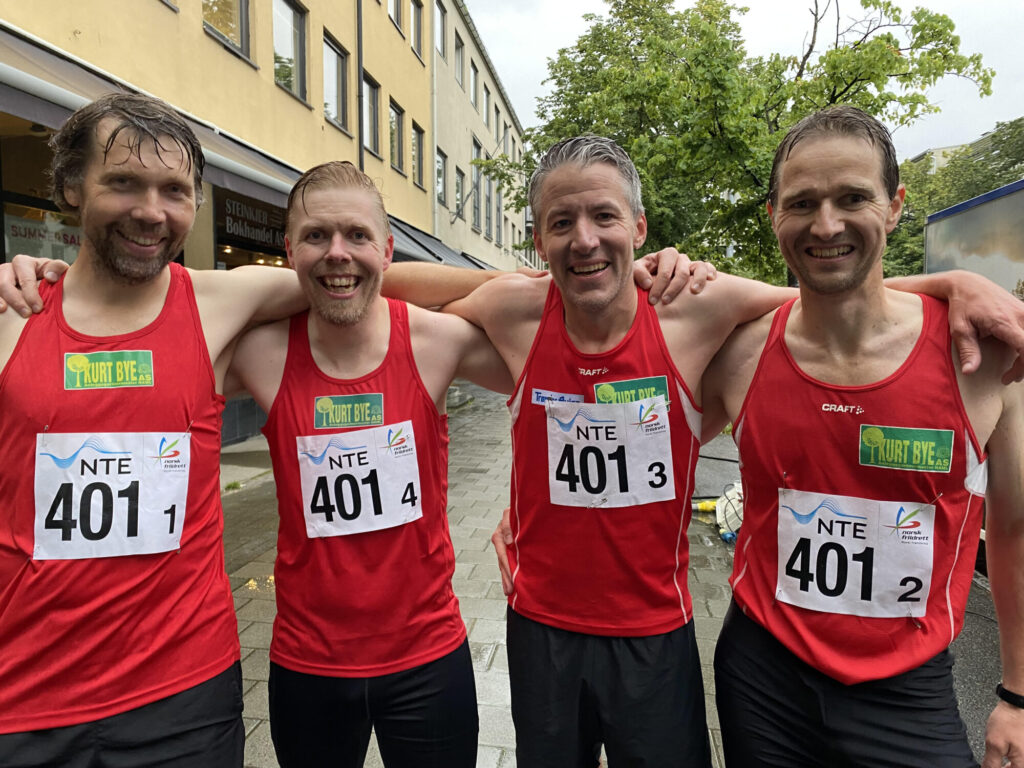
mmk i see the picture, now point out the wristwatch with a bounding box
[996,683,1024,708]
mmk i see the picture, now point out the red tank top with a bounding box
[262,300,464,676]
[507,283,701,636]
[0,264,237,733]
[732,295,987,684]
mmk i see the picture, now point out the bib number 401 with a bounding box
[554,444,667,495]
[309,469,418,522]
[783,537,924,604]
[44,480,179,541]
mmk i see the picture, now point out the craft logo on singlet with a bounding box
[859,425,953,473]
[64,351,154,390]
[883,505,931,545]
[314,394,384,428]
[149,436,188,473]
[593,376,669,405]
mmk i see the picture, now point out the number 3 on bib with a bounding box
[545,397,675,509]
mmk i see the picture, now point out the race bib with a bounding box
[776,488,935,618]
[34,432,190,560]
[545,396,674,508]
[296,421,423,538]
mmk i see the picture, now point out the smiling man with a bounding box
[702,106,1024,768]
[0,92,307,767]
[223,161,514,767]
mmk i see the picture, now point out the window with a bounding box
[494,107,501,142]
[503,124,510,155]
[470,61,478,108]
[412,123,425,186]
[471,140,481,229]
[454,33,464,87]
[485,170,492,239]
[388,0,401,30]
[455,168,465,219]
[435,0,446,57]
[323,36,348,129]
[436,149,448,207]
[483,86,490,125]
[390,102,405,170]
[273,0,306,100]
[410,0,423,55]
[363,75,380,154]
[203,0,249,56]
[497,193,503,246]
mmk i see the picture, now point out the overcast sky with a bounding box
[462,0,1021,161]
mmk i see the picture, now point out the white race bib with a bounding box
[545,396,675,508]
[296,421,423,538]
[34,432,190,560]
[776,488,935,618]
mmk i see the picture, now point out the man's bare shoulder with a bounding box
[0,308,29,371]
[472,272,549,317]
[710,307,777,379]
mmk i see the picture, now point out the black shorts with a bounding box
[0,662,244,768]
[268,639,478,768]
[714,601,977,768]
[506,607,711,768]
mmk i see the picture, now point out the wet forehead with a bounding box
[777,135,886,202]
[89,117,191,177]
[538,162,632,219]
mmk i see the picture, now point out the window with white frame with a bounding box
[470,61,478,108]
[483,85,490,125]
[389,0,401,30]
[454,33,464,87]
[471,140,481,229]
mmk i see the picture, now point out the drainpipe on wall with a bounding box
[357,0,365,171]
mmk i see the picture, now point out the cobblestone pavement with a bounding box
[220,382,998,767]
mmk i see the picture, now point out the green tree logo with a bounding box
[862,427,885,463]
[67,354,89,387]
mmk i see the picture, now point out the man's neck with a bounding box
[307,295,391,380]
[787,281,923,386]
[562,286,638,354]
[61,248,173,336]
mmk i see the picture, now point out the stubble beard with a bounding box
[90,227,178,286]
[310,268,382,327]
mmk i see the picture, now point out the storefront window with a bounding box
[4,203,81,264]
[214,188,289,271]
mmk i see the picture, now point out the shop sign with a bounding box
[5,211,82,263]
[216,190,286,250]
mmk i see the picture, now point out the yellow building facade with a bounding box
[0,0,525,274]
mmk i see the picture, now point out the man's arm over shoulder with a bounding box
[976,357,1024,767]
[888,270,1024,382]
[190,266,306,377]
[382,262,506,309]
[222,317,291,413]
[407,305,514,402]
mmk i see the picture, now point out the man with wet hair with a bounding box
[224,160,514,767]
[702,105,1024,767]
[0,91,307,767]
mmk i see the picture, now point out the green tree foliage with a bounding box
[479,0,992,283]
[885,116,1024,276]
